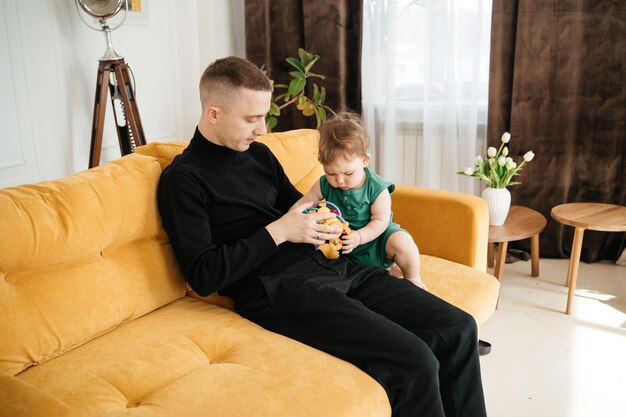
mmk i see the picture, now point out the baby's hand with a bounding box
[341,231,361,254]
[406,276,429,292]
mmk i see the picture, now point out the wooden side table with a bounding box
[487,206,547,282]
[551,203,626,315]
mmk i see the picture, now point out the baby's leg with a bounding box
[386,231,427,290]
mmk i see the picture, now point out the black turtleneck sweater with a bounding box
[157,128,312,297]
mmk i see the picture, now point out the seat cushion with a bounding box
[190,255,500,328]
[17,297,390,417]
[420,255,499,327]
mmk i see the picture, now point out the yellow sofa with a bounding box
[0,129,499,417]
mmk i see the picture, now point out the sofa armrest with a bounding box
[0,369,77,417]
[392,185,489,272]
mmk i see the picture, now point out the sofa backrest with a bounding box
[136,129,324,193]
[0,154,187,376]
[257,129,324,193]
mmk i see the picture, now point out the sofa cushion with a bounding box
[0,154,187,376]
[257,129,324,193]
[135,141,187,170]
[0,369,78,417]
[17,296,390,417]
[393,185,489,271]
[136,129,324,193]
[420,255,499,327]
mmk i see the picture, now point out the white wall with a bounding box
[0,0,245,188]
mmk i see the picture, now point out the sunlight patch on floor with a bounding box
[480,258,625,417]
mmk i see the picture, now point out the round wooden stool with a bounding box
[551,203,626,315]
[487,206,547,282]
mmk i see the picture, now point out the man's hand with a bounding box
[266,201,342,246]
[341,231,361,254]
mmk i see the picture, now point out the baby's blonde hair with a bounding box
[318,112,370,165]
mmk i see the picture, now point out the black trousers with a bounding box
[234,252,487,417]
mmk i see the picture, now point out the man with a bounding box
[158,56,488,417]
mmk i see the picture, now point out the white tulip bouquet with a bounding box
[458,132,535,189]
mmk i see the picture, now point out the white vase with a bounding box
[481,187,511,226]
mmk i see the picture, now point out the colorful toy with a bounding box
[303,201,352,259]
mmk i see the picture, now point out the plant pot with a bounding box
[481,187,511,226]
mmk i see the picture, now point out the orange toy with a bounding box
[303,201,352,259]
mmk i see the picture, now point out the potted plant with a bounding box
[458,132,535,225]
[263,48,335,131]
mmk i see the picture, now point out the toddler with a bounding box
[296,112,427,290]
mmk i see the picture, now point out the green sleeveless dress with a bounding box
[320,168,405,268]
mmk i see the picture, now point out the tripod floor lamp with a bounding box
[76,0,146,168]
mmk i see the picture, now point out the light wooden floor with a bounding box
[480,258,626,417]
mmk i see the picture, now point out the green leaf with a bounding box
[269,102,280,116]
[314,107,323,127]
[501,166,521,186]
[285,80,296,100]
[317,107,327,125]
[299,48,319,68]
[320,86,327,103]
[477,173,491,184]
[289,71,304,79]
[304,56,320,73]
[313,84,321,103]
[491,169,501,188]
[286,57,305,72]
[479,160,488,177]
[288,77,306,97]
[306,71,325,80]
[266,115,278,131]
[298,48,308,63]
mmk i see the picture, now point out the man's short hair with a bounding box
[318,112,370,165]
[199,56,272,111]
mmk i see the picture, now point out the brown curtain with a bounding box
[245,0,363,131]
[487,0,626,262]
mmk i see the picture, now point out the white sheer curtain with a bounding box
[362,0,492,195]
